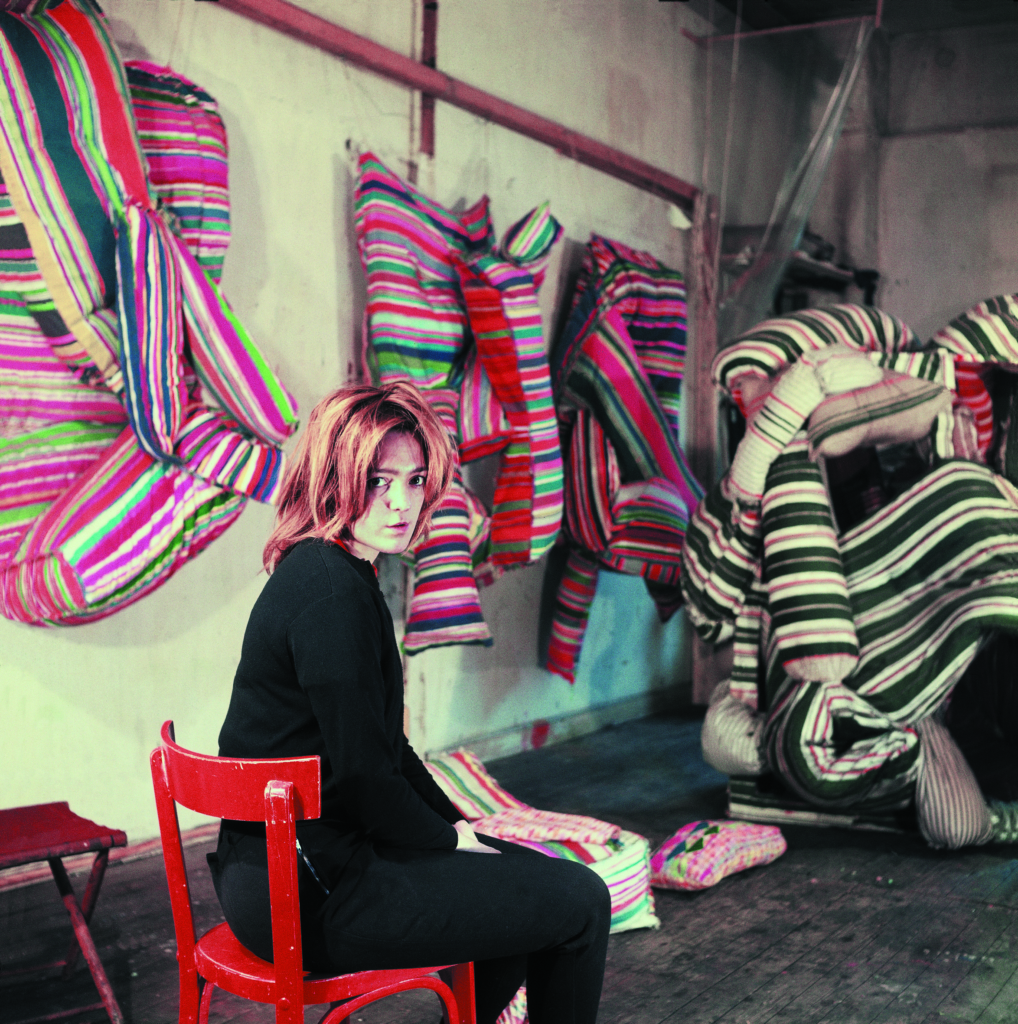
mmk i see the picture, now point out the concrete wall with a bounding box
[811,21,1018,339]
[0,0,718,841]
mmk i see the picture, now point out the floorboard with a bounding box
[1,711,1015,1024]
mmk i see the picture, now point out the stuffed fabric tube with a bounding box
[761,435,858,682]
[0,5,296,624]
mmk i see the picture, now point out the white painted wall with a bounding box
[0,0,726,841]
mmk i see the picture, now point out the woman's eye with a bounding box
[368,476,388,490]
[410,474,427,487]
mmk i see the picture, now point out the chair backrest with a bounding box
[150,720,323,1019]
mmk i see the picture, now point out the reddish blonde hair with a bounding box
[263,381,455,572]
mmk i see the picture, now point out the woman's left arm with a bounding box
[400,740,465,824]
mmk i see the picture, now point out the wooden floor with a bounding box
[2,712,1017,1024]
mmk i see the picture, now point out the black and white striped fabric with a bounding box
[685,459,1018,814]
[915,716,993,850]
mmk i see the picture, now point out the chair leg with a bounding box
[48,858,125,1024]
[449,963,476,1024]
[198,978,216,1024]
[62,850,109,978]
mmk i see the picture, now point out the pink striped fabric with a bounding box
[0,3,295,624]
[357,154,564,653]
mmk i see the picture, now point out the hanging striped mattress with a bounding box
[0,2,297,625]
[544,235,702,683]
[354,154,564,653]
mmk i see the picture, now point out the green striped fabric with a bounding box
[713,305,918,392]
[931,293,1018,363]
[762,461,1018,809]
[761,435,858,682]
[806,372,951,460]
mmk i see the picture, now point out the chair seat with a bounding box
[196,922,454,1005]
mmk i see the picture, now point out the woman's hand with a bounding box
[454,819,501,854]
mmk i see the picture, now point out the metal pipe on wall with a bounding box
[216,0,699,211]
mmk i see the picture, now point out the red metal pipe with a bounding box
[216,0,698,210]
[420,0,437,157]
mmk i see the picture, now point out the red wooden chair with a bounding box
[150,720,475,1024]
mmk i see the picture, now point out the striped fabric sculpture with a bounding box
[0,3,297,625]
[545,236,702,683]
[425,747,660,936]
[355,154,564,652]
[683,302,1018,821]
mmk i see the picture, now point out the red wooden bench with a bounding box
[0,801,126,1024]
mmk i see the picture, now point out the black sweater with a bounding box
[218,539,461,891]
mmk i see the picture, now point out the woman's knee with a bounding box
[554,860,611,944]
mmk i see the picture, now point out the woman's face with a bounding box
[347,432,427,564]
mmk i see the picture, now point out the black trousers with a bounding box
[209,829,611,1024]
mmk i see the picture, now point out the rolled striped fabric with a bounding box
[763,461,1018,811]
[0,420,121,562]
[680,475,762,647]
[455,240,563,570]
[545,546,600,685]
[761,435,858,683]
[546,238,702,682]
[931,293,1018,363]
[0,426,246,625]
[124,61,230,284]
[405,469,492,652]
[0,3,295,624]
[713,305,919,393]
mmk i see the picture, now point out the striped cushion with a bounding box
[354,153,491,389]
[472,807,621,844]
[424,749,527,820]
[511,830,660,934]
[425,749,659,935]
[649,820,786,891]
[806,371,951,459]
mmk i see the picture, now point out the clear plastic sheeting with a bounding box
[700,16,874,346]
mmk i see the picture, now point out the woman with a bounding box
[211,381,611,1024]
